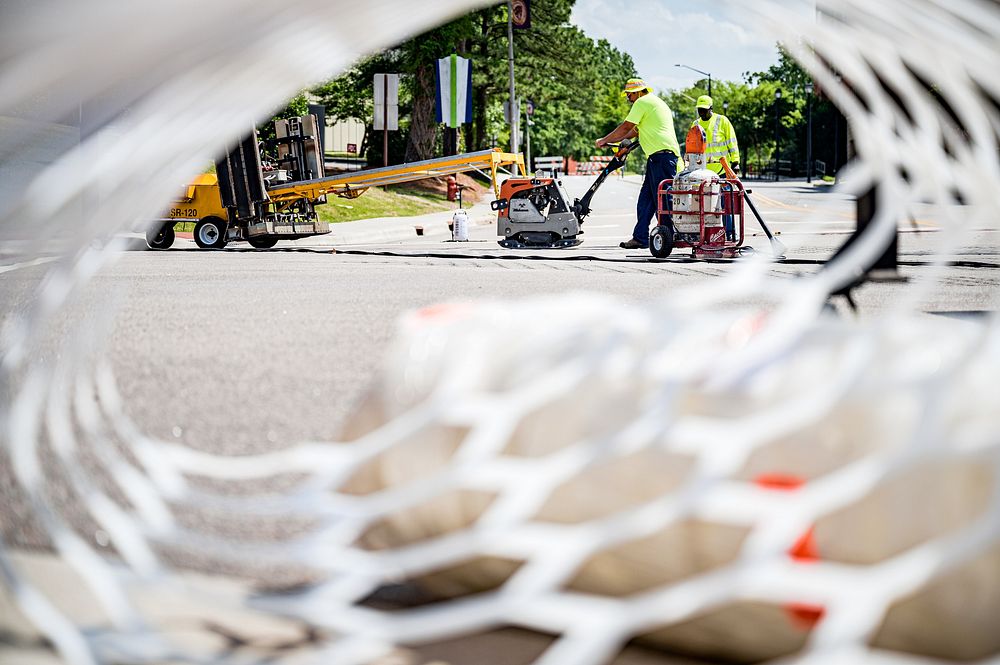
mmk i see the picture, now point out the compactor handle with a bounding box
[607,138,638,159]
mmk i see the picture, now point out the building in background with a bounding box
[325,118,366,155]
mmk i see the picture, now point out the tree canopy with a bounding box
[309,0,636,164]
[268,12,844,179]
[661,47,846,177]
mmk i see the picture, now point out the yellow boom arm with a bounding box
[267,149,524,203]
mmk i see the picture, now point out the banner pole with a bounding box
[383,75,388,167]
[450,54,458,156]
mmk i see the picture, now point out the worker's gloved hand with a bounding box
[732,163,741,177]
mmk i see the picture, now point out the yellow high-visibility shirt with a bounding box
[625,94,681,158]
[693,112,740,174]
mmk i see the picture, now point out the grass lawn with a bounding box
[170,180,478,229]
[316,185,454,224]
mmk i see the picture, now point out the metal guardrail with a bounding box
[744,159,829,180]
[534,156,564,176]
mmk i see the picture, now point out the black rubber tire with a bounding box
[194,217,228,249]
[145,224,175,250]
[247,236,279,249]
[649,225,674,258]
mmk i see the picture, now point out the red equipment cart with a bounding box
[650,176,748,259]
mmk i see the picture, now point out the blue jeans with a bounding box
[632,151,677,246]
[721,181,735,239]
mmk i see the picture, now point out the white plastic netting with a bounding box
[2,0,1000,664]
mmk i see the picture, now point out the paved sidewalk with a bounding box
[321,197,498,246]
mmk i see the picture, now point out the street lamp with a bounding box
[805,82,814,183]
[774,89,782,182]
[674,63,711,97]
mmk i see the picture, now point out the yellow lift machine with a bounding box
[147,114,524,250]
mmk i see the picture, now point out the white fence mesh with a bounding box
[2,0,1000,664]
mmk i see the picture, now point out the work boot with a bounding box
[619,238,647,249]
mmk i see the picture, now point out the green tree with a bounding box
[748,46,845,177]
[309,0,636,165]
[662,81,787,175]
[311,52,409,165]
[660,46,846,178]
[257,93,309,147]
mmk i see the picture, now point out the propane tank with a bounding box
[451,209,469,241]
[674,125,720,233]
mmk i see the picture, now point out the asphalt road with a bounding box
[3,172,1000,664]
[2,174,998,457]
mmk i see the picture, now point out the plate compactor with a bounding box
[493,140,638,249]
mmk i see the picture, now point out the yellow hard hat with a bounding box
[623,78,652,95]
[696,95,713,109]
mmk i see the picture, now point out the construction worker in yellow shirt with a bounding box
[692,95,740,239]
[597,78,682,250]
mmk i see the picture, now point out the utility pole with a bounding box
[774,89,782,181]
[525,113,531,174]
[506,0,520,174]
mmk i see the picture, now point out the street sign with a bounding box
[503,98,521,123]
[511,0,531,29]
[373,73,399,131]
[374,73,399,166]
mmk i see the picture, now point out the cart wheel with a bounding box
[737,245,757,257]
[194,217,228,249]
[649,225,674,258]
[247,236,279,249]
[145,223,175,250]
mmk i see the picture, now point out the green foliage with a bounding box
[660,45,846,177]
[270,23,845,180]
[311,69,377,125]
[257,93,309,145]
[517,31,637,159]
[746,45,845,176]
[747,48,813,92]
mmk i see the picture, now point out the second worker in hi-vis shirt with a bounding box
[691,95,741,177]
[692,95,741,240]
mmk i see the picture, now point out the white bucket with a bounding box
[452,210,469,241]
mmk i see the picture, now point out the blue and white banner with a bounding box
[435,54,472,129]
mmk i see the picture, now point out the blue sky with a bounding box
[570,0,815,94]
